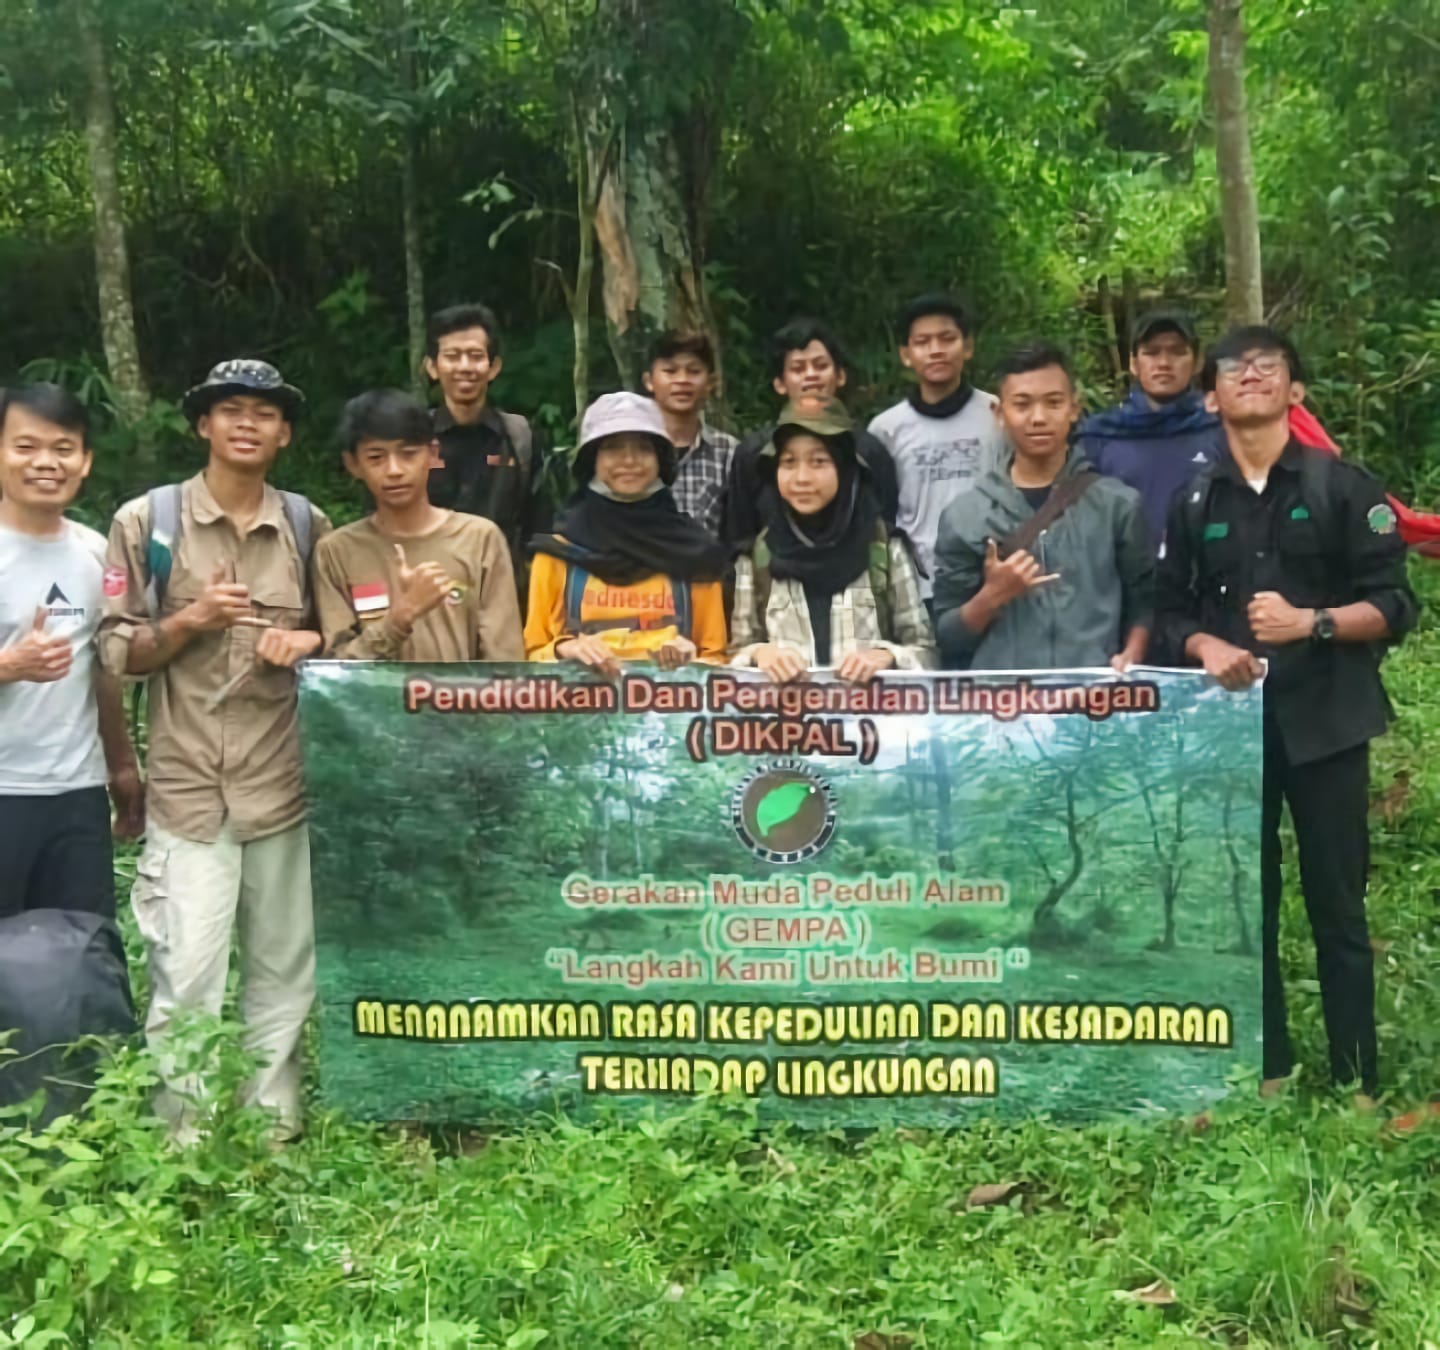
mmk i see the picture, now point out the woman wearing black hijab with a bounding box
[526,392,729,676]
[730,396,936,682]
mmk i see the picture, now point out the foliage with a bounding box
[2,0,1438,505]
[1,563,1437,1346]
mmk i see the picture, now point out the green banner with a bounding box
[300,664,1263,1125]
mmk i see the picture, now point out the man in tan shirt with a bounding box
[100,359,330,1142]
[314,389,524,661]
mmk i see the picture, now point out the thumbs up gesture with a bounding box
[0,606,75,683]
[387,544,450,636]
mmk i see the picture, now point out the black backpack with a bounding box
[0,910,134,1125]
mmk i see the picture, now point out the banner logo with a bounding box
[730,759,837,864]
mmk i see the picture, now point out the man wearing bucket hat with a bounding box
[99,358,330,1144]
[524,391,729,673]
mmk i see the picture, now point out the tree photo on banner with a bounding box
[300,663,1264,1126]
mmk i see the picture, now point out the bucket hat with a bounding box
[182,359,305,427]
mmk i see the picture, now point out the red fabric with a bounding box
[1288,406,1440,557]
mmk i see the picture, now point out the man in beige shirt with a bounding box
[100,359,330,1142]
[313,389,524,661]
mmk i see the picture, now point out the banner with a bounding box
[300,664,1263,1125]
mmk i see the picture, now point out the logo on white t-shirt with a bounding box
[43,582,85,618]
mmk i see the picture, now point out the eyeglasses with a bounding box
[1215,354,1287,381]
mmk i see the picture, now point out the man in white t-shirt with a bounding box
[0,384,143,918]
[868,293,1005,606]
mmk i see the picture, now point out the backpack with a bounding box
[750,521,895,640]
[0,910,134,1126]
[496,410,534,477]
[142,482,316,617]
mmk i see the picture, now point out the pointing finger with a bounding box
[31,605,48,633]
[393,543,409,571]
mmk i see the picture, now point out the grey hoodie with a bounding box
[932,448,1154,669]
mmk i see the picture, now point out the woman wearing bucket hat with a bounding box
[731,396,936,682]
[525,392,729,675]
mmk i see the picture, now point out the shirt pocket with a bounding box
[244,564,306,702]
[1200,532,1245,603]
[1276,519,1330,604]
[849,585,882,644]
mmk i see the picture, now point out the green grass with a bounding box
[2,564,1437,1349]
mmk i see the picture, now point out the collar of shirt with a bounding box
[674,420,716,455]
[1215,437,1306,488]
[433,402,504,438]
[188,471,290,536]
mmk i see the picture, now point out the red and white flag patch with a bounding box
[351,581,389,614]
[102,566,129,598]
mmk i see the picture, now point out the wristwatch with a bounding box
[1312,608,1337,642]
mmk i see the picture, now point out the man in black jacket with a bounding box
[721,318,898,548]
[1156,325,1416,1103]
[424,302,549,594]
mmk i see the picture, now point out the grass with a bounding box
[2,564,1437,1349]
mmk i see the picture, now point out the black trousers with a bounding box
[1261,723,1376,1093]
[0,788,115,921]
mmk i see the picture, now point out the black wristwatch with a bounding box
[1312,608,1337,642]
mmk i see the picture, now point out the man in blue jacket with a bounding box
[1077,309,1226,551]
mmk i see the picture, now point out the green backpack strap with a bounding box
[866,521,893,639]
[750,530,773,632]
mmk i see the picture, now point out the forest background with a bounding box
[2,0,1439,527]
[3,3,1440,1345]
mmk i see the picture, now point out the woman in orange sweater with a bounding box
[525,392,729,675]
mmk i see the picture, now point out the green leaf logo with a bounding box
[756,782,812,838]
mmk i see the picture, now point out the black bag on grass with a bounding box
[0,909,135,1125]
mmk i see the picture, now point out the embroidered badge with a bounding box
[1289,505,1311,520]
[445,581,469,607]
[1203,522,1230,541]
[102,566,128,598]
[1366,503,1397,535]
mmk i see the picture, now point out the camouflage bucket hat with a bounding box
[182,359,305,427]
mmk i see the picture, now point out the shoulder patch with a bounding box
[1366,502,1398,536]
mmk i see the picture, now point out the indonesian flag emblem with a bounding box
[351,581,389,614]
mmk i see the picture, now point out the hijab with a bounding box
[759,425,880,593]
[531,479,727,587]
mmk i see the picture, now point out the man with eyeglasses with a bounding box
[1155,325,1416,1106]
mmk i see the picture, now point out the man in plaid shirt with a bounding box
[643,331,737,539]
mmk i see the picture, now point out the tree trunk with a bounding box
[1032,775,1084,933]
[1221,783,1254,955]
[586,0,718,391]
[928,737,954,870]
[400,126,426,398]
[1208,0,1264,325]
[397,0,426,398]
[74,0,151,439]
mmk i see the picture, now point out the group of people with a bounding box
[0,293,1417,1138]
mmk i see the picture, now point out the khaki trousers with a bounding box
[132,819,315,1135]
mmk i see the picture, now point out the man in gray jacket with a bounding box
[932,341,1153,670]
